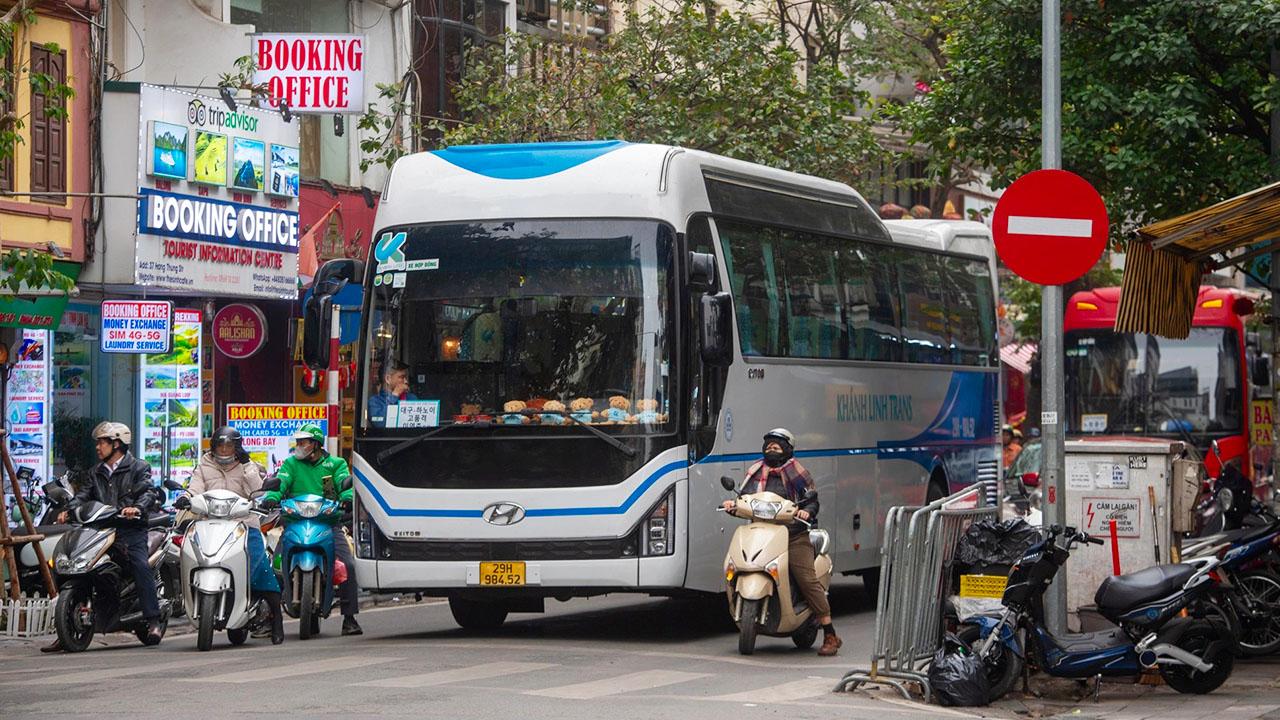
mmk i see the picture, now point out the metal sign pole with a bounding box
[327,306,342,457]
[1040,0,1069,635]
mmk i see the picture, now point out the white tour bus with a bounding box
[305,141,1001,629]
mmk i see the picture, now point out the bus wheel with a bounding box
[926,474,948,503]
[449,597,509,631]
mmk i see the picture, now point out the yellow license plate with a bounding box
[479,561,525,586]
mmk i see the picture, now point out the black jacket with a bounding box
[71,453,158,524]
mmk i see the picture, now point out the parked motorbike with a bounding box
[14,477,76,596]
[272,493,343,639]
[1181,501,1280,657]
[963,525,1233,701]
[718,476,831,655]
[177,488,275,651]
[49,500,174,652]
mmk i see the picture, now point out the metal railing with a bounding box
[835,484,997,702]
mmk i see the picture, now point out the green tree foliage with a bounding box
[896,0,1280,242]
[1,2,77,294]
[364,1,883,185]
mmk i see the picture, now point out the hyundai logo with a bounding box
[482,502,526,526]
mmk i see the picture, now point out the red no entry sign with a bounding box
[993,169,1109,285]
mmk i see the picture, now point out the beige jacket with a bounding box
[187,453,264,528]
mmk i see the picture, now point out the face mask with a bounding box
[764,450,786,466]
[293,446,311,461]
[214,454,237,466]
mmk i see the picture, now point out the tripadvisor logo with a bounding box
[186,99,260,134]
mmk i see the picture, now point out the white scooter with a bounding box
[718,476,833,655]
[178,488,273,651]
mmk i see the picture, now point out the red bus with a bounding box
[1063,286,1271,490]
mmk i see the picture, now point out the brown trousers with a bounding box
[788,532,830,617]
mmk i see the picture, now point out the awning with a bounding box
[1115,181,1280,338]
[1000,342,1037,374]
[0,262,82,330]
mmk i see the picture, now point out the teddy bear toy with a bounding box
[602,395,633,424]
[633,398,666,424]
[501,400,529,424]
[539,399,567,425]
[569,397,595,424]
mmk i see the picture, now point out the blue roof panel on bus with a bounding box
[431,140,631,180]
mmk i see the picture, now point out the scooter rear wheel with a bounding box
[738,598,762,655]
[792,621,819,649]
[957,624,1022,702]
[1235,572,1280,656]
[1160,620,1234,695]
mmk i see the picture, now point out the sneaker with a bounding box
[341,616,363,636]
[40,638,63,653]
[817,632,842,657]
[250,626,272,639]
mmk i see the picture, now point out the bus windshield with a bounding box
[363,219,675,434]
[1065,327,1242,435]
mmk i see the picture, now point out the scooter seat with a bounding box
[147,513,172,529]
[147,530,167,556]
[1095,563,1196,613]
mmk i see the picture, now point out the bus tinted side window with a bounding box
[719,221,783,357]
[840,244,902,362]
[941,256,996,366]
[780,230,844,359]
[897,253,950,364]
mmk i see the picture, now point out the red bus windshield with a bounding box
[1064,327,1243,436]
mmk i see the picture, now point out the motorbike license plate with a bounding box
[479,561,525,586]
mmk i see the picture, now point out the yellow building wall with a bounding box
[0,13,76,256]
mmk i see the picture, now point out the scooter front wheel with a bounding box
[54,581,95,653]
[196,593,216,651]
[957,624,1022,702]
[738,598,762,655]
[1160,620,1234,694]
[298,570,316,640]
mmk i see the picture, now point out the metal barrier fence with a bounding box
[835,484,997,702]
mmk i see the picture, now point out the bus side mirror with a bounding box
[699,292,733,366]
[689,252,716,293]
[1253,355,1271,388]
[302,259,365,370]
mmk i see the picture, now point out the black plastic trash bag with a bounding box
[928,633,990,707]
[956,518,1042,571]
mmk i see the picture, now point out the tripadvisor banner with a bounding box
[138,308,202,497]
[0,262,82,330]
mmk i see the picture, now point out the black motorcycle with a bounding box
[49,499,174,652]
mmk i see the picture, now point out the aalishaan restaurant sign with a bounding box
[213,303,268,359]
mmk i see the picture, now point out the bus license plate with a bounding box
[479,561,525,586]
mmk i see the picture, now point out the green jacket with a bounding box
[265,451,353,505]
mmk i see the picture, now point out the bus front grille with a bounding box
[377,533,634,562]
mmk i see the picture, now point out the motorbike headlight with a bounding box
[296,500,323,519]
[750,500,780,520]
[54,554,71,572]
[207,497,235,518]
[73,557,90,571]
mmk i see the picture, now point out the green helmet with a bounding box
[292,424,324,444]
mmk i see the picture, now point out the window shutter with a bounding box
[28,43,67,201]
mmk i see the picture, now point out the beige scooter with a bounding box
[719,476,832,655]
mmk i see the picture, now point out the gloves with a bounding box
[258,497,279,510]
[174,495,191,510]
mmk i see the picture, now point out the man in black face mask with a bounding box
[721,428,841,656]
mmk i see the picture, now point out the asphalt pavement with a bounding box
[2,577,1280,719]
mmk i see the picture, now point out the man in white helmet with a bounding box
[48,422,164,649]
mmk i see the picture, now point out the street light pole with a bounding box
[1040,0,1069,636]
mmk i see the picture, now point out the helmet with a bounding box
[762,428,795,448]
[292,424,324,445]
[213,426,243,447]
[93,421,132,447]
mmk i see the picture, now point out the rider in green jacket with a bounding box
[264,424,362,635]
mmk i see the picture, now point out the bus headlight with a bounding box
[355,495,374,559]
[639,489,675,557]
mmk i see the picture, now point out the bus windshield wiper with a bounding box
[529,409,638,458]
[377,421,474,464]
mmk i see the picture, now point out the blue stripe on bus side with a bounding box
[354,442,993,518]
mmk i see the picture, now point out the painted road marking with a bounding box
[14,655,235,685]
[353,661,558,689]
[526,669,710,700]
[714,677,837,703]
[179,654,399,684]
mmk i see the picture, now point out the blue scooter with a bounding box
[961,525,1233,701]
[276,493,344,640]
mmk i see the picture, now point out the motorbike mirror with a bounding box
[261,476,281,492]
[1020,472,1040,488]
[163,479,184,491]
[44,486,71,504]
[719,476,736,492]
